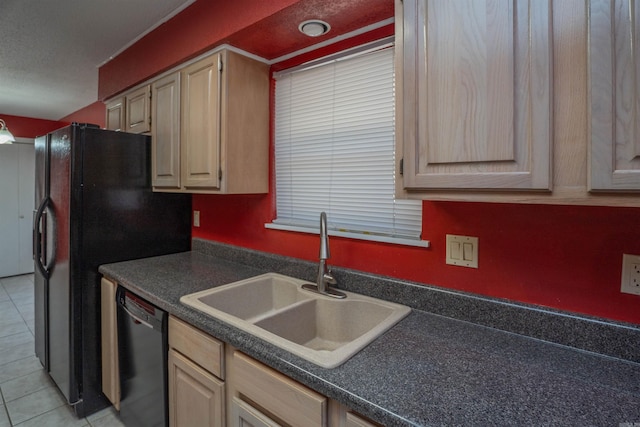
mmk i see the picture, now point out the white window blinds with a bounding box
[270,45,425,246]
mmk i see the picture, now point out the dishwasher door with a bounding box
[116,286,168,427]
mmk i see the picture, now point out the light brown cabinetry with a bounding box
[344,412,380,427]
[151,73,181,189]
[105,98,125,132]
[168,316,225,427]
[105,85,151,134]
[180,54,222,189]
[100,277,120,410]
[589,0,640,190]
[152,49,269,194]
[231,397,281,427]
[399,0,552,191]
[227,347,327,427]
[398,0,640,206]
[125,85,151,134]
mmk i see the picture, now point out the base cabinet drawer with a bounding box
[169,315,224,378]
[229,349,327,427]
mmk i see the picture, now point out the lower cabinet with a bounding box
[227,347,327,427]
[230,397,281,427]
[329,403,383,427]
[168,316,225,427]
[168,322,383,427]
[99,308,381,427]
[168,349,224,427]
[100,277,120,410]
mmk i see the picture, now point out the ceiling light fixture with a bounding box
[299,20,331,37]
[0,119,16,144]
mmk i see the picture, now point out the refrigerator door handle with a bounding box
[32,209,38,261]
[34,196,56,278]
[34,197,48,278]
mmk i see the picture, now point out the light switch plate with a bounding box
[621,254,640,296]
[193,210,200,227]
[446,234,478,268]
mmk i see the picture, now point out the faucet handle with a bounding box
[324,270,337,285]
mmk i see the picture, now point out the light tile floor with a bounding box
[0,274,124,427]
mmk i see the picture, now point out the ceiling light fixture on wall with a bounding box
[0,119,16,144]
[299,20,331,37]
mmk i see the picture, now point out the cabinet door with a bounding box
[125,85,151,134]
[345,412,380,427]
[590,0,640,190]
[169,349,224,427]
[105,98,125,131]
[400,0,552,190]
[152,73,182,189]
[181,54,221,189]
[231,397,282,427]
[100,277,119,410]
[231,351,326,427]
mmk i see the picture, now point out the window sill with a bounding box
[264,223,430,248]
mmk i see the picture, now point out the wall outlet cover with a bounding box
[621,254,640,296]
[446,234,478,269]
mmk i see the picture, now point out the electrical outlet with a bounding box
[193,210,200,227]
[621,254,640,296]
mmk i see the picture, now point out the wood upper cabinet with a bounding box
[399,0,553,191]
[589,0,640,190]
[105,98,125,132]
[125,85,151,134]
[152,73,181,189]
[180,53,221,189]
[152,49,269,193]
[104,85,150,134]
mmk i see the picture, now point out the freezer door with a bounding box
[34,134,49,369]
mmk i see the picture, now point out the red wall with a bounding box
[60,101,106,128]
[193,197,640,325]
[1,102,104,139]
[0,114,67,138]
[98,0,299,99]
[97,0,393,99]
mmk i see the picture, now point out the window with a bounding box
[267,41,426,247]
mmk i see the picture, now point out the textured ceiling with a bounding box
[0,0,194,120]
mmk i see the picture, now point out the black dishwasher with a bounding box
[116,286,168,427]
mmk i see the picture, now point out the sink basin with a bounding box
[180,273,411,368]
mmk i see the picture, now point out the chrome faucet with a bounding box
[302,212,346,298]
[317,212,335,293]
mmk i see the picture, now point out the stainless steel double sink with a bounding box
[180,273,411,368]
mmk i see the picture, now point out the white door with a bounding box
[0,141,35,277]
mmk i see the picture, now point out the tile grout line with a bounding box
[0,274,99,427]
[0,362,14,427]
[0,275,35,427]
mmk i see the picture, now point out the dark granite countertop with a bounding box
[99,240,640,426]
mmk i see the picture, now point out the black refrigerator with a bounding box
[33,123,191,417]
